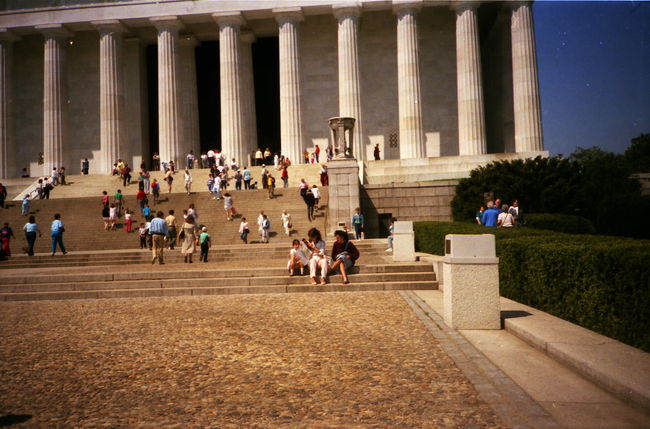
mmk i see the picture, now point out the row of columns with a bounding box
[0,1,544,178]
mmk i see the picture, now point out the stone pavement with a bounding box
[1,292,504,428]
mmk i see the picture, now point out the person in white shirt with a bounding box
[498,204,514,228]
[184,170,192,195]
[230,158,238,171]
[51,168,59,186]
[287,239,309,276]
[213,175,222,199]
[281,210,292,236]
[257,211,265,240]
[311,185,321,210]
[239,217,250,244]
[207,149,215,168]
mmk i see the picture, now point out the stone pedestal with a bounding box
[392,221,415,262]
[443,234,500,330]
[327,158,360,234]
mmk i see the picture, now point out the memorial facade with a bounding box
[0,0,545,178]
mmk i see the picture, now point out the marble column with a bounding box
[0,29,18,179]
[93,20,126,173]
[150,16,183,168]
[511,1,543,152]
[213,12,246,166]
[179,34,200,162]
[241,31,258,163]
[454,2,487,156]
[394,1,425,160]
[37,24,72,175]
[333,4,364,160]
[274,8,304,164]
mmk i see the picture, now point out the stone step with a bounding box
[0,280,438,302]
[0,263,431,285]
[0,272,435,293]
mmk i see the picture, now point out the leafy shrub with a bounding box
[414,221,650,351]
[595,194,650,239]
[624,133,650,173]
[525,213,595,234]
[499,237,650,352]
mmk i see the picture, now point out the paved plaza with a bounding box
[0,292,504,428]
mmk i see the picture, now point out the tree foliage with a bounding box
[451,134,649,238]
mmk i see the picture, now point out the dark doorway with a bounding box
[196,41,221,152]
[252,37,280,154]
[146,44,158,165]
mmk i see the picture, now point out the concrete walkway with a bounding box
[413,290,650,429]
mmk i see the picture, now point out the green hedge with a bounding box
[525,213,596,234]
[414,221,650,352]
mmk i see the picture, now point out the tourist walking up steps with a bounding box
[224,193,234,221]
[1,223,15,256]
[23,215,41,256]
[239,217,250,244]
[184,170,193,195]
[243,167,251,189]
[166,210,177,250]
[165,168,174,193]
[50,213,67,256]
[305,189,316,222]
[149,211,168,264]
[261,214,270,243]
[21,195,30,216]
[281,210,292,236]
[124,209,133,233]
[180,215,198,263]
[199,226,211,262]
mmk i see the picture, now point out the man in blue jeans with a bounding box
[50,213,67,256]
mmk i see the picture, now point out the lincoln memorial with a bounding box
[0,0,546,178]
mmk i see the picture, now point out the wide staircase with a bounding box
[0,168,438,301]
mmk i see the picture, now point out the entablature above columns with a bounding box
[212,11,246,28]
[91,19,127,35]
[332,3,362,19]
[273,7,304,25]
[149,16,184,32]
[35,23,73,40]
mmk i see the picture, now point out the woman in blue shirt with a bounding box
[50,213,67,256]
[23,215,42,256]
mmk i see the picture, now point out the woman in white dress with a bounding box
[281,210,292,236]
[180,215,199,263]
[224,193,234,221]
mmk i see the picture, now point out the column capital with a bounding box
[332,3,361,20]
[179,33,199,47]
[450,1,481,13]
[36,24,73,39]
[149,16,184,32]
[212,12,246,27]
[273,7,304,24]
[91,20,127,34]
[508,1,532,10]
[392,0,423,15]
[0,28,20,42]
[241,31,256,44]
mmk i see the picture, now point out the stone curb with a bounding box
[500,297,650,414]
[400,291,561,429]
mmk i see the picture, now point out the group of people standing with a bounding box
[475,199,524,227]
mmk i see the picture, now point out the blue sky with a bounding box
[533,1,650,156]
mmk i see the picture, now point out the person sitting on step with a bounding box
[287,239,309,276]
[330,229,360,284]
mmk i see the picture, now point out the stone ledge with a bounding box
[501,297,650,413]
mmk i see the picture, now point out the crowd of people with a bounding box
[475,199,524,227]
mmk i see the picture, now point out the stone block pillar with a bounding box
[214,12,247,166]
[274,8,304,164]
[0,29,18,179]
[511,1,543,152]
[327,158,360,235]
[392,221,416,262]
[241,31,258,163]
[37,24,72,176]
[394,1,425,160]
[179,34,200,162]
[93,20,126,173]
[454,3,487,156]
[151,16,183,169]
[443,234,500,330]
[334,3,364,160]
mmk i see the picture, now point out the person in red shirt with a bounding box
[136,189,147,214]
[314,144,321,163]
[281,166,289,188]
[101,190,109,208]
